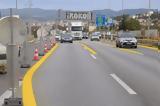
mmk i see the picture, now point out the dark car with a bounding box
[116,33,137,48]
[82,33,89,39]
[61,34,73,43]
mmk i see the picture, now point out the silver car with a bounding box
[91,34,100,41]
[116,33,137,48]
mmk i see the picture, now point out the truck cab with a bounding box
[70,22,83,40]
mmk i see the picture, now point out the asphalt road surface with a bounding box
[32,40,160,106]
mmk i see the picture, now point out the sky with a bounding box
[0,0,159,11]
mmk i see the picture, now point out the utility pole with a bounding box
[20,0,32,68]
[121,0,124,31]
[122,0,124,16]
[147,0,152,39]
[16,0,18,10]
[28,0,32,37]
[108,0,111,10]
[148,0,151,32]
[16,0,18,15]
[0,11,1,18]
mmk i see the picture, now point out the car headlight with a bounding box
[132,39,137,43]
[120,40,125,42]
[70,38,73,40]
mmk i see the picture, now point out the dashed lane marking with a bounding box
[110,73,137,95]
[90,54,97,59]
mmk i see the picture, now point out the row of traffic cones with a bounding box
[33,42,56,61]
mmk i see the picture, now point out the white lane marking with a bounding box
[0,81,22,105]
[110,73,137,95]
[90,54,97,59]
[0,90,12,105]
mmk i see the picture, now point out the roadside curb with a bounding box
[138,45,159,52]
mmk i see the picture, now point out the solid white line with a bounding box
[110,73,137,95]
[0,90,12,105]
[90,54,97,59]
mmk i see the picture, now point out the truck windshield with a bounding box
[71,26,82,31]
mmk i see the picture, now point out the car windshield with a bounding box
[71,26,82,31]
[92,34,98,36]
[119,33,135,38]
[62,34,71,37]
[56,34,60,36]
[0,0,160,106]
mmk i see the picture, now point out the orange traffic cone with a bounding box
[44,44,48,53]
[33,48,39,61]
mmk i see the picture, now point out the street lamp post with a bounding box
[16,0,18,15]
[16,0,18,10]
[28,0,32,37]
[121,0,124,31]
[122,0,124,16]
[148,0,151,30]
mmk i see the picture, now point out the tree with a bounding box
[31,26,40,38]
[119,15,128,31]
[125,18,141,31]
[119,16,141,31]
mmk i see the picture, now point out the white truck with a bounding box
[70,21,83,40]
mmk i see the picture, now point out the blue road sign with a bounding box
[96,16,113,27]
[105,17,113,26]
[96,16,106,27]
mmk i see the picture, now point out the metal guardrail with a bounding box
[158,42,160,50]
[138,39,159,47]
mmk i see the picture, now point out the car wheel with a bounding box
[134,46,137,48]
[116,44,118,48]
[119,45,122,48]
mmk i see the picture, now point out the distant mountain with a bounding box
[93,9,157,17]
[0,8,158,21]
[0,8,58,21]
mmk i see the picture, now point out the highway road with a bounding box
[31,40,160,106]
